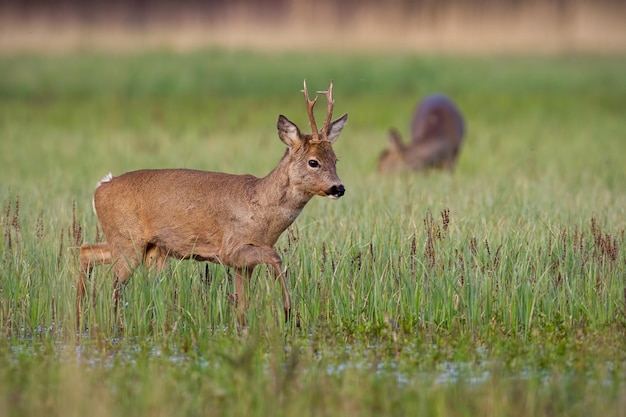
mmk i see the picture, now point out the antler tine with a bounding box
[317,80,334,140]
[301,79,320,141]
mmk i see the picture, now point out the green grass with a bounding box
[1,49,626,416]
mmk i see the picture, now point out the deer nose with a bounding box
[329,184,345,198]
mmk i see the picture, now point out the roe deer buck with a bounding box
[377,94,465,172]
[77,80,348,326]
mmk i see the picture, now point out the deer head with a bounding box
[276,80,347,199]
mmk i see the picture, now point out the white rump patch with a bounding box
[97,172,113,187]
[93,172,113,215]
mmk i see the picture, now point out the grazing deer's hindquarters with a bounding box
[377,94,465,172]
[77,80,348,326]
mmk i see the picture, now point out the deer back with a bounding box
[411,94,464,148]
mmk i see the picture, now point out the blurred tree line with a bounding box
[2,0,623,25]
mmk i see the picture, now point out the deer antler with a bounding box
[317,80,334,141]
[301,79,320,141]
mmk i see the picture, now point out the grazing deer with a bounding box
[377,94,465,172]
[77,80,348,327]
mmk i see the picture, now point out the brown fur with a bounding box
[77,82,348,327]
[378,94,465,172]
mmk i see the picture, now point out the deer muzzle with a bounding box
[327,184,345,199]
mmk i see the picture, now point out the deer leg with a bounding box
[77,243,112,329]
[229,245,291,322]
[278,268,292,322]
[445,148,460,171]
[110,245,142,324]
[144,245,169,272]
[111,265,134,316]
[233,267,252,326]
[76,260,89,330]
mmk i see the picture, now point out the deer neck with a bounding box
[256,151,312,214]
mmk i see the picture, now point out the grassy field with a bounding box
[1,50,625,416]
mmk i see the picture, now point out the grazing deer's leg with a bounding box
[446,148,460,170]
[230,244,291,322]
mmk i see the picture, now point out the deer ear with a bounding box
[387,128,404,153]
[277,115,303,148]
[324,113,348,144]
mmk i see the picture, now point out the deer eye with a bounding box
[308,160,320,168]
